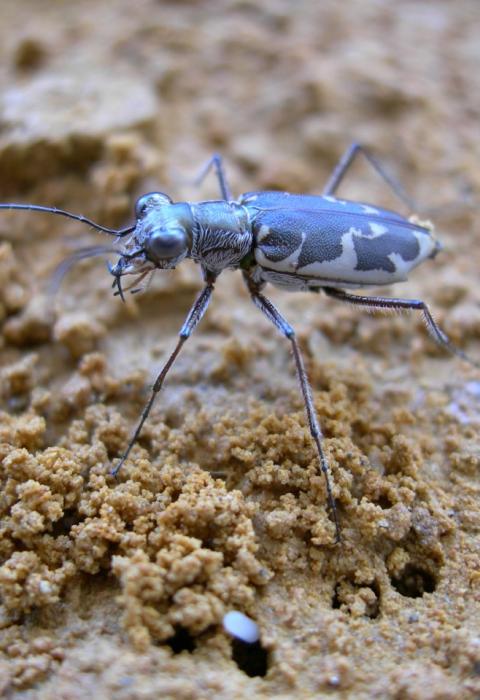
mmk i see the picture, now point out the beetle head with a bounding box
[110,192,193,299]
[134,192,190,267]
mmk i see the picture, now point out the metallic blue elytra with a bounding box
[239,191,438,290]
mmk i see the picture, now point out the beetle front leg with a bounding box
[324,287,479,369]
[322,142,415,211]
[111,279,216,477]
[243,273,341,543]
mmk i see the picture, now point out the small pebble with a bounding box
[223,611,260,644]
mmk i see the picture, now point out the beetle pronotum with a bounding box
[1,143,478,543]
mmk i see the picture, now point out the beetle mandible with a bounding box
[1,143,478,544]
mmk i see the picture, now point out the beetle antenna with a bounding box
[0,203,134,237]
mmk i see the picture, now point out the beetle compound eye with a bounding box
[145,228,188,262]
[135,192,172,219]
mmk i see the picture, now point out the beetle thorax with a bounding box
[189,200,253,273]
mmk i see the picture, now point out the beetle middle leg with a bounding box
[324,287,479,369]
[111,277,216,476]
[191,153,233,201]
[243,272,341,543]
[322,142,415,211]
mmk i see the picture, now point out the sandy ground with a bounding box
[0,0,480,698]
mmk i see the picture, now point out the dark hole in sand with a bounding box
[166,627,196,654]
[390,564,436,598]
[232,638,268,678]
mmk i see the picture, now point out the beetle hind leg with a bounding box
[322,142,416,212]
[324,287,480,370]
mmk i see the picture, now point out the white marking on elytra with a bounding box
[298,227,358,279]
[323,195,348,205]
[287,241,304,271]
[368,221,388,236]
[387,252,408,279]
[255,234,305,272]
[361,204,381,215]
[413,230,437,260]
[257,224,271,243]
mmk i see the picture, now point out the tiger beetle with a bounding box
[1,143,478,544]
